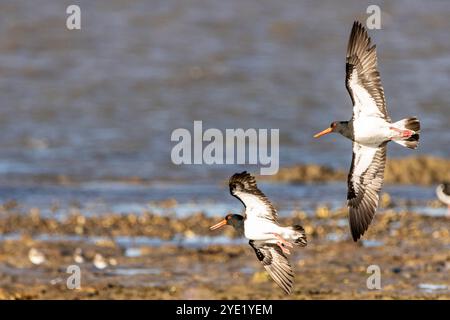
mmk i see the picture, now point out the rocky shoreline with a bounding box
[263,156,450,185]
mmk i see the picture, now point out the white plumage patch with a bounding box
[348,70,385,119]
[351,143,379,177]
[234,191,276,221]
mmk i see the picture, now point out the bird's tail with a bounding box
[391,117,420,149]
[289,225,307,247]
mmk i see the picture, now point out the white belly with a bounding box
[353,117,391,146]
[244,218,281,241]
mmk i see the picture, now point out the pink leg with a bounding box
[276,242,291,255]
[271,233,293,248]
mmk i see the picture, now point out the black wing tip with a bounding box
[351,20,367,35]
[352,20,363,28]
[351,230,364,242]
[274,279,293,295]
[349,211,374,242]
[271,268,294,295]
[229,171,257,190]
[349,204,378,242]
[348,20,374,54]
[283,286,293,295]
[349,208,375,242]
[351,223,367,242]
[229,171,253,182]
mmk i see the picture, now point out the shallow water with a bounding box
[0,0,448,185]
[0,180,444,218]
[0,232,247,249]
[109,268,161,276]
[418,283,448,293]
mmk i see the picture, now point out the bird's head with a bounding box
[313,121,348,138]
[209,214,244,231]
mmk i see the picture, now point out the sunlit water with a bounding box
[0,0,448,184]
[0,180,445,219]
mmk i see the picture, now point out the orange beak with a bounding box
[313,127,333,138]
[209,219,227,231]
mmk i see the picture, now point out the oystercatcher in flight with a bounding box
[314,21,421,241]
[210,171,307,294]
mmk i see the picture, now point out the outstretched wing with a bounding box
[347,143,387,241]
[229,171,277,222]
[346,21,390,121]
[249,240,294,295]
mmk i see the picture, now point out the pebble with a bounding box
[93,254,108,269]
[28,248,46,265]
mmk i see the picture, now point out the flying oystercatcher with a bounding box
[210,171,307,294]
[314,21,421,241]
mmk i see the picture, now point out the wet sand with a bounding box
[0,204,448,299]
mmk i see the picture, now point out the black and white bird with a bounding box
[436,183,450,215]
[210,171,307,294]
[314,21,421,241]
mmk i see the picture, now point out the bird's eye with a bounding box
[331,122,336,128]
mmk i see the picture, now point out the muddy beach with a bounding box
[0,201,448,300]
[0,157,449,300]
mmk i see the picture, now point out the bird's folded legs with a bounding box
[271,233,293,255]
[390,127,413,138]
